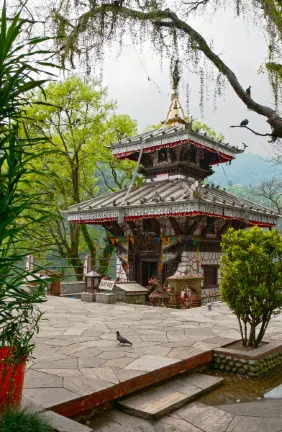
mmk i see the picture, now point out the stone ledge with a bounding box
[81,292,96,302]
[51,350,213,418]
[214,340,282,360]
[213,340,282,377]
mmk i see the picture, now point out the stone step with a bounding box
[117,373,223,420]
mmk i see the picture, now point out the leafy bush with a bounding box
[0,1,58,364]
[220,226,282,348]
[0,408,53,432]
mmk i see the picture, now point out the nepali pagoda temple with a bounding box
[65,78,278,294]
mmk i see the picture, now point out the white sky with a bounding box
[97,7,280,158]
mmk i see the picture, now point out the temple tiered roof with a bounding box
[65,178,277,228]
[111,124,243,164]
[65,81,278,231]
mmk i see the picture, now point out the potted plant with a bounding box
[0,2,58,410]
[0,266,46,410]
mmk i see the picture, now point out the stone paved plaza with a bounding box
[88,401,282,432]
[23,296,282,412]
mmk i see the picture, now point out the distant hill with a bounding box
[209,153,282,187]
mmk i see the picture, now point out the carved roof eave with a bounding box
[111,126,243,162]
[65,199,278,228]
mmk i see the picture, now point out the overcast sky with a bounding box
[97,7,280,160]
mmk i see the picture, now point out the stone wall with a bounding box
[175,251,222,282]
[213,345,282,377]
[60,281,85,295]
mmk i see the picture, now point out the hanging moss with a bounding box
[49,0,282,134]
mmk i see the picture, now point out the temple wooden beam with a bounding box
[127,221,138,233]
[149,218,161,234]
[186,217,202,235]
[217,220,233,237]
[201,218,216,237]
[184,216,191,233]
[169,217,182,235]
[232,220,247,230]
[102,221,124,236]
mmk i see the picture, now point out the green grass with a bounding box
[0,408,53,432]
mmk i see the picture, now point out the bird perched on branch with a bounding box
[246,86,251,97]
[242,143,248,150]
[240,119,249,127]
[116,331,132,345]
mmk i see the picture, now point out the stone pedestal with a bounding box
[149,291,170,307]
[96,292,116,304]
[166,275,203,308]
[81,292,96,303]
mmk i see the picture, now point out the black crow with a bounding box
[240,119,249,127]
[116,331,132,345]
[246,86,251,97]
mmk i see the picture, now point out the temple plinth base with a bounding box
[149,292,169,307]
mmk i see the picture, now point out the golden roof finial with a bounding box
[161,59,188,128]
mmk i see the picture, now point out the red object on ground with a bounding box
[50,281,60,296]
[0,347,25,411]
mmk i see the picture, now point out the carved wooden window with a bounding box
[202,265,218,287]
[143,219,153,232]
[158,148,168,162]
[206,217,215,234]
[190,145,197,163]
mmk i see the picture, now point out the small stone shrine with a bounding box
[65,64,278,301]
[99,280,149,304]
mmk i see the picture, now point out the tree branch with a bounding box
[229,125,273,137]
[65,3,282,138]
[96,164,116,191]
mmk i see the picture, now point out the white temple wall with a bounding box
[116,259,128,282]
[175,250,222,284]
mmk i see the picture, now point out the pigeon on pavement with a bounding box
[116,331,132,345]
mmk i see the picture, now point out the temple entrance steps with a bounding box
[117,373,223,420]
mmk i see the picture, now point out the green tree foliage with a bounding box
[220,226,282,348]
[49,0,282,140]
[24,76,137,278]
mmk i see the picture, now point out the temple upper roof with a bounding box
[111,123,243,163]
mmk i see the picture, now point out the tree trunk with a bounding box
[238,317,244,345]
[243,320,248,346]
[98,243,115,276]
[69,222,84,281]
[248,323,256,347]
[255,317,271,348]
[80,224,96,267]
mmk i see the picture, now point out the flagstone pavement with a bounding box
[23,296,282,410]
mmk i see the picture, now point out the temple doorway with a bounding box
[140,259,158,287]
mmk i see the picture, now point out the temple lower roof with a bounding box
[111,125,243,164]
[64,179,278,228]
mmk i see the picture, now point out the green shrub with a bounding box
[0,0,58,365]
[220,226,282,348]
[0,408,53,432]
